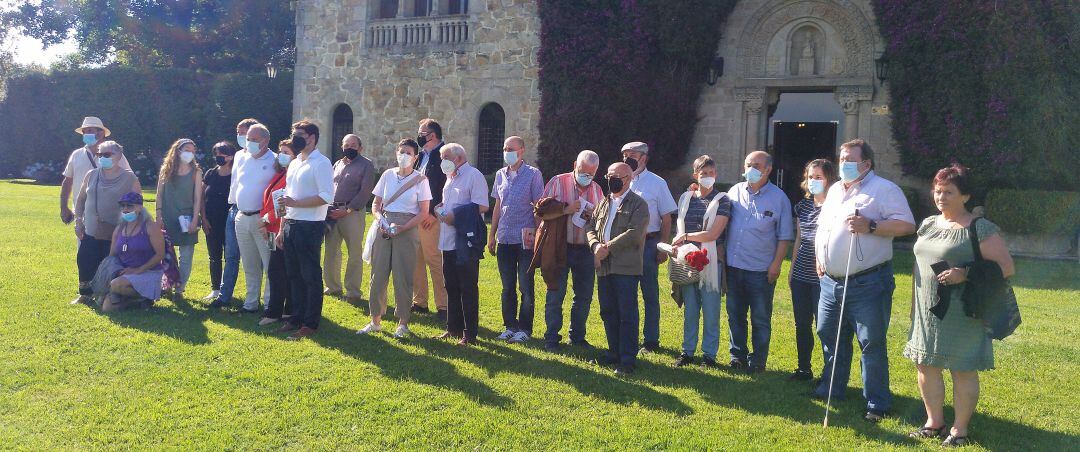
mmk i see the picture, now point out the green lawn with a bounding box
[0,180,1077,450]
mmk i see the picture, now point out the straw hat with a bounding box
[75,116,111,137]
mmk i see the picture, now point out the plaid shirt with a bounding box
[543,172,603,245]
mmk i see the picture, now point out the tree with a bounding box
[4,0,296,71]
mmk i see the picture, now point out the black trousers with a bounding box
[77,235,112,295]
[265,246,294,319]
[442,250,480,340]
[283,220,325,329]
[204,210,227,290]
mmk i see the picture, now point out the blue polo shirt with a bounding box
[725,181,794,272]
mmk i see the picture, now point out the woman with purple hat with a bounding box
[100,192,166,311]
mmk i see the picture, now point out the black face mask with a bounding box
[607,176,624,194]
[215,156,227,166]
[343,148,358,160]
[416,134,428,147]
[623,157,639,172]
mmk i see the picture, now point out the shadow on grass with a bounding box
[104,295,210,344]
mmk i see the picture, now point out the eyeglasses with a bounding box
[96,152,115,157]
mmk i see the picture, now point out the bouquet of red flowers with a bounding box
[684,248,709,272]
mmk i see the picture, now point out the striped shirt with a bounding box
[792,198,821,284]
[492,163,544,244]
[542,172,603,245]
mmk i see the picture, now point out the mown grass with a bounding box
[0,180,1076,450]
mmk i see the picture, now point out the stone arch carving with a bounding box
[785,22,826,76]
[736,0,876,78]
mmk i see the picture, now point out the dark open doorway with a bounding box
[772,121,836,205]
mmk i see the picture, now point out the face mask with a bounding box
[98,156,114,170]
[808,179,825,195]
[237,135,248,148]
[698,176,716,188]
[215,156,227,166]
[121,211,138,223]
[180,151,194,163]
[743,167,762,184]
[504,151,519,167]
[343,148,359,160]
[277,153,292,167]
[575,172,593,187]
[607,176,624,194]
[397,153,412,169]
[623,157,639,172]
[440,158,456,175]
[82,134,97,146]
[246,141,261,154]
[416,134,428,147]
[840,161,862,182]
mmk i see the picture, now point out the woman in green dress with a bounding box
[904,164,1014,447]
[155,138,204,297]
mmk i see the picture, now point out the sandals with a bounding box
[941,435,971,447]
[908,426,946,439]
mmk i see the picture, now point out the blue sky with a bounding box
[2,0,79,67]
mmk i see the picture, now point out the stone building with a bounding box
[293,0,902,197]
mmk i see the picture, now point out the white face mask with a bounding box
[277,153,292,167]
[698,176,715,188]
[180,151,194,163]
[397,153,413,169]
[236,135,248,148]
[440,158,456,175]
[245,140,261,154]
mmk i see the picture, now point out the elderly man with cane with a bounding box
[813,139,915,424]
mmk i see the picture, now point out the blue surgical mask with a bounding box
[277,153,292,167]
[575,172,593,187]
[237,135,248,148]
[121,211,137,223]
[245,141,261,154]
[808,179,825,195]
[504,151,519,167]
[82,134,97,146]
[98,156,114,169]
[840,161,861,182]
[743,167,762,184]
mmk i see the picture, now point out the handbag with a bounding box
[962,218,1021,340]
[668,258,701,286]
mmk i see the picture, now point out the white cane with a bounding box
[823,228,857,428]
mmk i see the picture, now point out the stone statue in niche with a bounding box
[788,26,823,76]
[797,37,816,75]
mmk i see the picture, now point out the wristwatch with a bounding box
[868,219,878,234]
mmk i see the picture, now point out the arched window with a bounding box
[331,104,354,163]
[476,103,505,174]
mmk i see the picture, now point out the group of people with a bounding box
[59,116,1015,446]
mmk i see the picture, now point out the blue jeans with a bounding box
[726,266,776,367]
[543,244,594,345]
[640,235,661,347]
[814,262,895,412]
[497,243,536,335]
[790,277,821,372]
[217,205,240,302]
[681,283,722,360]
[597,274,640,368]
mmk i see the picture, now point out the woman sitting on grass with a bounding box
[96,192,167,312]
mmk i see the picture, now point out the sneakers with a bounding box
[202,290,220,301]
[356,323,382,335]
[497,329,515,341]
[258,317,280,326]
[674,353,694,367]
[393,324,411,339]
[207,299,230,310]
[509,331,529,343]
[70,295,93,306]
[789,369,814,381]
[701,357,720,368]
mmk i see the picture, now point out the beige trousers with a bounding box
[323,210,365,298]
[412,220,447,310]
[367,212,418,322]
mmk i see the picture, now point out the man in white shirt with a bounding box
[60,116,131,224]
[433,143,489,345]
[622,141,677,353]
[279,120,334,340]
[209,118,261,306]
[812,139,915,422]
[212,123,277,313]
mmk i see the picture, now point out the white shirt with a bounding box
[602,192,627,242]
[629,169,677,233]
[284,149,335,221]
[373,168,432,215]
[438,162,490,251]
[63,146,131,207]
[814,171,915,276]
[228,147,277,212]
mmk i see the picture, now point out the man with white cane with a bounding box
[813,139,915,423]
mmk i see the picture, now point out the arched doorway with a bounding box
[331,104,353,163]
[476,103,505,174]
[767,92,843,204]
